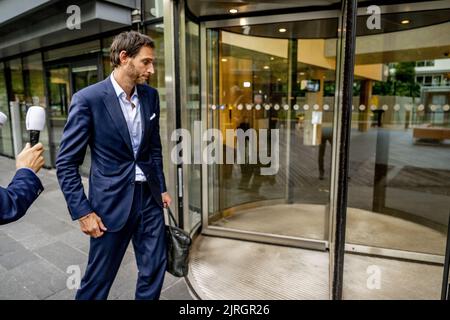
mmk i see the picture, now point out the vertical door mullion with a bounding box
[164,0,183,225]
[200,23,209,230]
[329,0,358,300]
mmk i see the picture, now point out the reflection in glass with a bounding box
[23,53,52,165]
[0,62,13,157]
[207,22,338,241]
[346,14,450,255]
[7,58,25,153]
[185,20,202,232]
[143,0,164,20]
[46,61,98,173]
[343,5,450,299]
[145,24,168,183]
[47,67,70,168]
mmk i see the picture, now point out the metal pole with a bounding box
[287,39,298,204]
[330,0,358,300]
[164,0,184,227]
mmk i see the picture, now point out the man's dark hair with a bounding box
[110,31,155,68]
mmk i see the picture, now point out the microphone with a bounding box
[0,111,7,129]
[25,106,46,147]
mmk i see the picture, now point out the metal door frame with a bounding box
[200,8,340,252]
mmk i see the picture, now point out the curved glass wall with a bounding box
[342,2,450,299]
[205,16,339,242]
[145,24,169,180]
[200,2,450,299]
[184,19,202,232]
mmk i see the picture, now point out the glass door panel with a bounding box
[46,59,98,173]
[0,62,13,157]
[47,66,70,167]
[205,17,338,243]
[71,64,98,174]
[343,2,450,299]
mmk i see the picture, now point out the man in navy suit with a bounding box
[0,142,45,225]
[56,31,172,300]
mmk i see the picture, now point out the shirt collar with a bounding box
[111,71,138,100]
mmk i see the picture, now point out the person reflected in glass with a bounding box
[237,116,252,190]
[230,83,244,107]
[318,126,333,180]
[236,94,267,193]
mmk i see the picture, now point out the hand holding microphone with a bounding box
[0,110,45,172]
[16,142,45,173]
[26,106,46,147]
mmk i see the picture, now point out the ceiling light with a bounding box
[401,19,410,24]
[243,81,251,88]
[270,57,275,61]
[221,58,228,62]
[263,65,270,70]
[279,28,287,33]
[229,9,238,14]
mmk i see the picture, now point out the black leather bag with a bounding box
[165,208,192,277]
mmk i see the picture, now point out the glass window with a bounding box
[432,75,441,85]
[0,62,13,157]
[185,20,201,232]
[344,4,450,299]
[143,0,164,20]
[444,73,450,85]
[206,16,338,241]
[46,57,99,172]
[7,58,25,152]
[22,53,52,165]
[145,24,168,183]
[102,36,114,79]
[46,66,70,167]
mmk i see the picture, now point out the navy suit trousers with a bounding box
[76,183,167,300]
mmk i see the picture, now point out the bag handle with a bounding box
[166,207,179,228]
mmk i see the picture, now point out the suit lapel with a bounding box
[102,77,133,155]
[136,85,152,156]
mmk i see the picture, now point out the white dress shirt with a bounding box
[110,72,146,182]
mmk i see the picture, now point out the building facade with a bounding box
[0,0,449,299]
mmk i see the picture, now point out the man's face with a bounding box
[125,46,155,84]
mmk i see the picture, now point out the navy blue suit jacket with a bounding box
[56,77,167,232]
[0,168,43,225]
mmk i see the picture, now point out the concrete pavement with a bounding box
[0,156,193,300]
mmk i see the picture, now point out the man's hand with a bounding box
[162,192,172,208]
[78,212,107,238]
[16,143,45,173]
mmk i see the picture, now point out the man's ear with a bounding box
[119,50,128,65]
